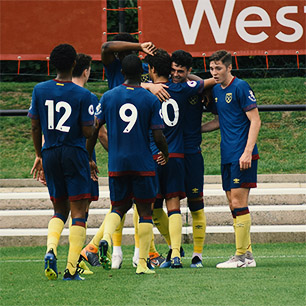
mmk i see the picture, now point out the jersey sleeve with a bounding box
[184,80,205,96]
[237,81,258,112]
[150,98,164,130]
[80,90,95,126]
[27,87,39,120]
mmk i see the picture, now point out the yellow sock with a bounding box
[112,214,126,247]
[247,232,253,253]
[138,221,153,268]
[190,209,206,254]
[47,216,65,257]
[133,205,139,248]
[67,222,86,275]
[169,213,182,258]
[235,213,251,255]
[90,208,110,248]
[149,232,157,254]
[103,212,121,246]
[153,208,171,245]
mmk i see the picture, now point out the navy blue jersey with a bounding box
[28,79,94,152]
[183,94,204,154]
[95,84,164,176]
[150,80,204,157]
[104,58,150,89]
[212,77,259,163]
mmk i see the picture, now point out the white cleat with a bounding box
[216,255,246,269]
[245,252,256,267]
[111,254,123,269]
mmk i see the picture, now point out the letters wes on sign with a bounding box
[138,0,306,56]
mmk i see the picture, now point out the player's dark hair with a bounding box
[121,54,143,78]
[72,53,92,77]
[112,32,138,43]
[145,49,171,78]
[209,50,232,67]
[50,44,77,72]
[171,50,193,70]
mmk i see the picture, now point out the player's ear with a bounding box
[188,67,192,74]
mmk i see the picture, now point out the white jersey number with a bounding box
[119,103,138,133]
[161,98,179,127]
[45,100,71,132]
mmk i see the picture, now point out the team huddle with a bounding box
[28,33,261,280]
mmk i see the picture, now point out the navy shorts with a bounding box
[109,175,157,206]
[156,157,186,200]
[42,146,91,203]
[184,152,204,199]
[221,160,258,191]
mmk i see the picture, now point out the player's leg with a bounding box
[45,200,69,280]
[216,161,257,268]
[100,176,133,269]
[166,196,183,268]
[185,153,206,268]
[132,204,140,267]
[64,199,88,281]
[61,146,92,280]
[111,213,126,268]
[152,199,171,245]
[189,198,206,268]
[133,176,156,275]
[42,148,69,280]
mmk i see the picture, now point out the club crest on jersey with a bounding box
[248,90,256,102]
[189,96,198,105]
[187,80,197,87]
[225,93,232,104]
[215,97,218,103]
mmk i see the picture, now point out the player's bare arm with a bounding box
[201,115,220,133]
[30,118,43,180]
[101,41,156,65]
[152,129,169,164]
[141,82,170,101]
[239,108,261,170]
[98,125,108,151]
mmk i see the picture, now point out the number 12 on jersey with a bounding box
[45,100,72,132]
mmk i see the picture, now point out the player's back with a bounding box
[29,80,94,152]
[99,84,163,175]
[151,80,204,156]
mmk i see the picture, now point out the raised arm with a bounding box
[101,41,156,65]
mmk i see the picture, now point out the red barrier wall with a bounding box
[138,0,306,56]
[0,0,107,60]
[1,0,305,61]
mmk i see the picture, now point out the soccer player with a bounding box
[202,50,261,268]
[86,54,169,275]
[81,33,166,269]
[170,50,216,268]
[28,44,96,280]
[145,49,212,268]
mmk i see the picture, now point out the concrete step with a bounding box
[0,225,305,247]
[0,175,305,246]
[0,183,305,210]
[1,205,305,228]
